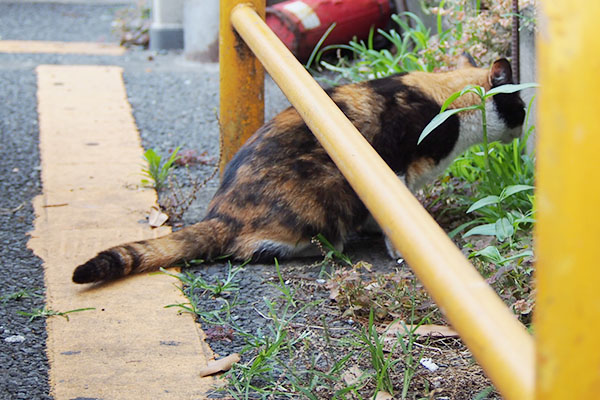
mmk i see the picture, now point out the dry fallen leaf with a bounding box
[148,206,168,228]
[198,353,241,377]
[382,321,458,338]
[341,365,364,385]
[412,324,459,337]
[375,391,393,400]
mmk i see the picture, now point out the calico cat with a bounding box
[72,58,525,284]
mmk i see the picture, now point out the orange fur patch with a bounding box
[406,157,436,188]
[330,84,385,140]
[401,67,491,110]
[272,107,304,131]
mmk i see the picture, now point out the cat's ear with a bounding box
[457,52,477,69]
[489,58,514,87]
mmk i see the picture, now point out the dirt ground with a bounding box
[157,162,500,399]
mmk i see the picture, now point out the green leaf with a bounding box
[466,195,500,213]
[494,217,514,242]
[439,85,481,112]
[440,90,466,113]
[473,386,495,400]
[515,216,536,225]
[447,219,482,238]
[503,250,534,263]
[500,184,535,201]
[306,22,337,69]
[463,223,497,238]
[418,105,480,144]
[485,82,539,97]
[162,146,181,171]
[472,246,504,264]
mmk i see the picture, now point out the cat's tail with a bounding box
[72,219,231,283]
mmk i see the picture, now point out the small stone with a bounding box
[5,335,25,343]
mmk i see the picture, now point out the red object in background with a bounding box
[266,0,395,62]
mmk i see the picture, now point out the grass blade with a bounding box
[418,105,480,144]
[463,223,497,238]
[466,195,500,213]
[485,82,539,97]
[500,184,535,201]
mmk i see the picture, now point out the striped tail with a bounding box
[72,219,229,283]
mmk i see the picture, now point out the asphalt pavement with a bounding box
[0,2,295,398]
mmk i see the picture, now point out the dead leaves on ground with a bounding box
[148,206,169,227]
[382,322,459,339]
[374,391,394,400]
[326,263,435,322]
[378,321,458,353]
[199,353,241,377]
[340,366,393,400]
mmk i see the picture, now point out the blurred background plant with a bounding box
[112,0,151,47]
[312,0,537,82]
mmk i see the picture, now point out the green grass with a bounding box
[159,250,498,398]
[425,92,537,323]
[311,9,467,85]
[2,288,94,322]
[141,146,180,192]
[354,310,400,395]
[17,306,95,322]
[421,84,537,245]
[157,262,245,322]
[0,288,42,303]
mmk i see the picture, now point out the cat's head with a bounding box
[484,58,526,144]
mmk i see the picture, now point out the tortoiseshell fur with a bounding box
[73,59,525,283]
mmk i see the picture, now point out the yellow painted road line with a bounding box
[28,65,214,399]
[0,40,125,55]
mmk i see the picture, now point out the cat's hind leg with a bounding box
[231,233,343,263]
[250,239,344,262]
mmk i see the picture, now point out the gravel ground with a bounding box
[0,65,49,400]
[0,2,127,42]
[0,2,290,398]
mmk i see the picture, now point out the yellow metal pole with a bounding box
[219,0,265,173]
[230,5,534,400]
[535,2,600,399]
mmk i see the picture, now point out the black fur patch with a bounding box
[218,125,267,192]
[366,77,460,172]
[250,241,289,263]
[492,93,525,129]
[122,245,142,271]
[290,158,320,179]
[72,250,124,283]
